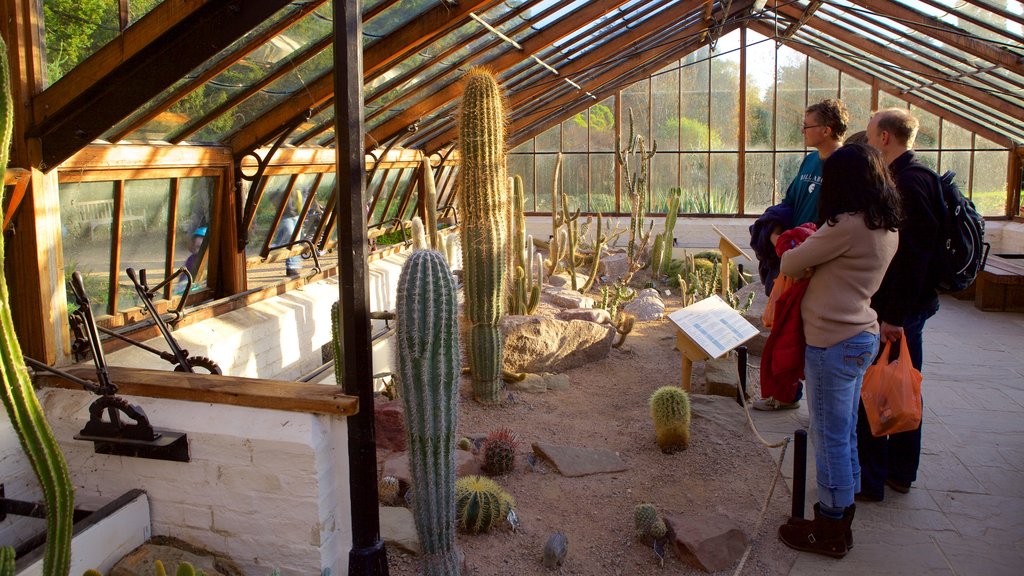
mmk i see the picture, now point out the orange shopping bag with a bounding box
[860,338,923,437]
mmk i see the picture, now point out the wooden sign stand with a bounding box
[712,224,752,299]
[675,331,710,392]
[668,295,758,392]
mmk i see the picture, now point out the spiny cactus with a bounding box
[598,281,636,320]
[455,475,515,534]
[457,67,510,405]
[0,35,75,576]
[650,386,691,453]
[616,108,657,284]
[421,155,440,249]
[651,188,681,279]
[395,249,461,576]
[509,175,540,315]
[379,475,400,506]
[331,301,343,386]
[82,571,102,576]
[410,216,428,251]
[482,427,520,476]
[612,312,636,349]
[634,503,659,539]
[457,437,473,451]
[154,560,206,576]
[2,547,15,576]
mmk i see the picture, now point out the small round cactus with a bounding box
[456,475,515,534]
[650,386,691,453]
[483,427,520,475]
[649,518,668,540]
[458,437,473,451]
[634,503,659,539]
[378,475,400,506]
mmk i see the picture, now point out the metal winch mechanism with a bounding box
[25,267,221,462]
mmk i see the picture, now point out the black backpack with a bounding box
[911,167,990,293]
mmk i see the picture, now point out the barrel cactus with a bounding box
[482,427,519,476]
[650,386,691,453]
[378,475,400,506]
[396,250,462,575]
[0,36,75,576]
[457,68,510,404]
[455,475,516,534]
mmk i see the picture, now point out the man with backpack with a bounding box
[857,108,943,501]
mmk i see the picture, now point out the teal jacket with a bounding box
[781,152,824,226]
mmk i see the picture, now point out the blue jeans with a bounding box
[805,331,879,510]
[857,302,938,497]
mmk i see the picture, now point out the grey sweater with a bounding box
[780,213,898,348]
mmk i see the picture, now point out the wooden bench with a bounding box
[973,254,1024,312]
[76,199,147,239]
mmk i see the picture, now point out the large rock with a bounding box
[532,442,629,477]
[556,308,611,324]
[110,541,239,576]
[598,252,630,281]
[502,315,614,373]
[542,287,595,309]
[665,514,748,573]
[374,399,406,452]
[380,506,420,554]
[382,450,482,486]
[547,272,590,289]
[703,357,740,399]
[622,292,665,321]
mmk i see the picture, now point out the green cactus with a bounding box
[330,301,343,386]
[546,153,564,277]
[2,547,15,576]
[395,249,461,575]
[455,475,515,534]
[634,503,659,539]
[598,281,636,320]
[457,68,510,405]
[457,437,472,451]
[378,475,400,506]
[612,312,635,349]
[650,386,691,454]
[649,518,668,540]
[482,427,519,476]
[509,175,540,315]
[652,187,681,279]
[616,108,657,284]
[81,572,103,576]
[0,35,75,576]
[421,155,440,249]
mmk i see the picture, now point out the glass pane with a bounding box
[807,58,839,108]
[709,34,739,151]
[680,49,709,151]
[710,153,739,214]
[301,172,335,239]
[911,106,939,150]
[589,153,615,214]
[589,97,616,152]
[652,65,679,151]
[536,125,561,153]
[271,172,318,247]
[915,151,938,171]
[60,181,116,316]
[621,78,650,146]
[535,154,557,214]
[942,119,972,150]
[365,0,435,39]
[745,30,774,151]
[745,153,774,215]
[118,179,171,310]
[561,154,587,213]
[175,177,216,296]
[510,140,534,154]
[383,169,415,222]
[509,154,533,210]
[839,74,871,141]
[248,175,292,259]
[878,91,905,111]
[369,168,399,226]
[776,152,804,207]
[679,153,708,214]
[650,153,678,213]
[43,0,119,84]
[941,151,971,193]
[128,0,161,25]
[775,48,806,150]
[975,134,1004,150]
[973,151,1009,217]
[562,114,589,153]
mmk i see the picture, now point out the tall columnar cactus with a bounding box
[649,386,691,454]
[421,155,440,249]
[395,250,461,576]
[651,187,681,279]
[509,175,539,315]
[1,546,14,576]
[331,301,343,386]
[457,68,510,404]
[0,36,75,576]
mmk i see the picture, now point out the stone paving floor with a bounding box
[749,295,1024,576]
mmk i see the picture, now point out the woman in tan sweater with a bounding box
[776,143,901,558]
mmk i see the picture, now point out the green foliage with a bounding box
[482,427,519,476]
[457,68,509,405]
[649,386,691,453]
[395,250,461,575]
[573,103,614,132]
[0,35,75,576]
[455,476,515,535]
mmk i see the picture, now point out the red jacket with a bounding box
[760,278,809,403]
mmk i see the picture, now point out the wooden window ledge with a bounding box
[35,366,358,417]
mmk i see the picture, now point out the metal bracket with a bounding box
[75,396,189,463]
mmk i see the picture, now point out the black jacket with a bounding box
[750,204,794,296]
[871,150,942,327]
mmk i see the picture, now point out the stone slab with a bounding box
[531,442,629,477]
[380,506,420,554]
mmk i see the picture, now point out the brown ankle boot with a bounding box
[778,504,850,558]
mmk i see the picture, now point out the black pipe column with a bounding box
[333,0,389,573]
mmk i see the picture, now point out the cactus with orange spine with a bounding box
[457,68,510,404]
[0,36,74,576]
[396,249,461,576]
[509,175,539,315]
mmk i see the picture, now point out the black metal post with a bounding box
[735,345,748,406]
[793,429,808,519]
[334,0,388,574]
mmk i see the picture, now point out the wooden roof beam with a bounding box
[29,0,295,171]
[780,0,823,39]
[366,0,651,148]
[846,0,1024,77]
[749,21,1014,148]
[419,0,708,152]
[774,3,1022,126]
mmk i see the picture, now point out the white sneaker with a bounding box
[752,397,800,411]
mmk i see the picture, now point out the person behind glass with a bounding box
[753,98,849,411]
[857,108,943,500]
[176,226,207,295]
[776,143,901,558]
[274,190,303,277]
